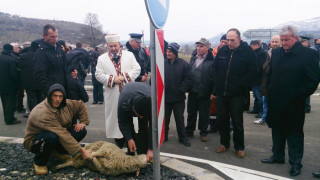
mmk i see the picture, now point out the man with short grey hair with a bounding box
[262,25,320,177]
[185,38,214,142]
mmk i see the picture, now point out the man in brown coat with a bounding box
[24,83,91,175]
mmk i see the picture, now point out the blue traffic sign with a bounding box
[145,0,170,29]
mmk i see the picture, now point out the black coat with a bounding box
[251,48,268,86]
[65,75,89,102]
[189,50,215,99]
[213,41,258,97]
[266,42,320,129]
[165,57,192,103]
[0,52,19,94]
[18,47,40,90]
[126,42,150,81]
[90,51,102,86]
[33,40,67,92]
[66,48,89,80]
[118,82,152,150]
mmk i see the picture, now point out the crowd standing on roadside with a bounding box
[1,23,320,177]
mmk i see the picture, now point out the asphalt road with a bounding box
[1,92,320,180]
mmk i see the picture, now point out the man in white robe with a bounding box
[95,34,141,147]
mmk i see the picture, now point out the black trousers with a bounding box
[30,126,87,166]
[217,95,245,150]
[186,92,210,136]
[127,117,149,156]
[271,126,304,168]
[16,86,24,111]
[0,94,17,124]
[26,90,44,112]
[165,100,187,140]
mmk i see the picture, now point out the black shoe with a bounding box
[290,166,301,176]
[80,143,85,147]
[23,113,29,118]
[313,171,320,178]
[247,110,258,114]
[186,132,194,137]
[305,110,310,113]
[179,139,191,147]
[261,157,285,164]
[92,102,98,104]
[98,102,104,104]
[6,120,21,125]
[255,114,262,118]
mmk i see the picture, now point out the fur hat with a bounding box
[105,34,120,43]
[167,42,180,56]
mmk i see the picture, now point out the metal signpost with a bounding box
[144,0,170,179]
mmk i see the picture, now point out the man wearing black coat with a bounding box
[164,42,192,147]
[213,28,258,158]
[185,38,214,142]
[262,25,320,177]
[0,44,21,125]
[117,82,153,162]
[33,24,67,100]
[249,40,268,119]
[126,33,150,82]
[18,40,44,111]
[66,43,90,86]
[89,48,104,104]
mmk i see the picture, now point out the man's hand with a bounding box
[71,69,78,78]
[80,148,91,160]
[127,139,137,152]
[146,149,153,162]
[210,94,216,100]
[74,123,86,132]
[114,75,124,84]
[141,73,148,82]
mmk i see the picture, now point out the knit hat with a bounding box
[133,96,150,117]
[105,34,120,43]
[220,34,227,41]
[2,44,13,54]
[167,42,180,56]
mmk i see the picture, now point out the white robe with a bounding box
[95,50,141,138]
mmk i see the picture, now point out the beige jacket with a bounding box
[23,98,89,155]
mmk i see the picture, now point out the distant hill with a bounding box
[0,12,105,47]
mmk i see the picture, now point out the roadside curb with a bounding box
[0,136,223,180]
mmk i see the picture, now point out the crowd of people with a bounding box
[1,23,320,177]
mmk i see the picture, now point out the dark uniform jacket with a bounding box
[266,42,320,129]
[189,50,215,99]
[118,82,152,150]
[126,42,150,82]
[90,51,103,86]
[213,41,258,97]
[0,52,19,94]
[33,40,67,92]
[165,57,192,103]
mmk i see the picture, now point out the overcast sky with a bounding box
[1,0,319,42]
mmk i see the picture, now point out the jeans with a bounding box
[261,96,268,122]
[252,85,262,115]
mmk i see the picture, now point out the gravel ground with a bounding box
[0,143,195,180]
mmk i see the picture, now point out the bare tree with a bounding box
[82,13,105,47]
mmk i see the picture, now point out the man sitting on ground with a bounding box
[23,83,91,175]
